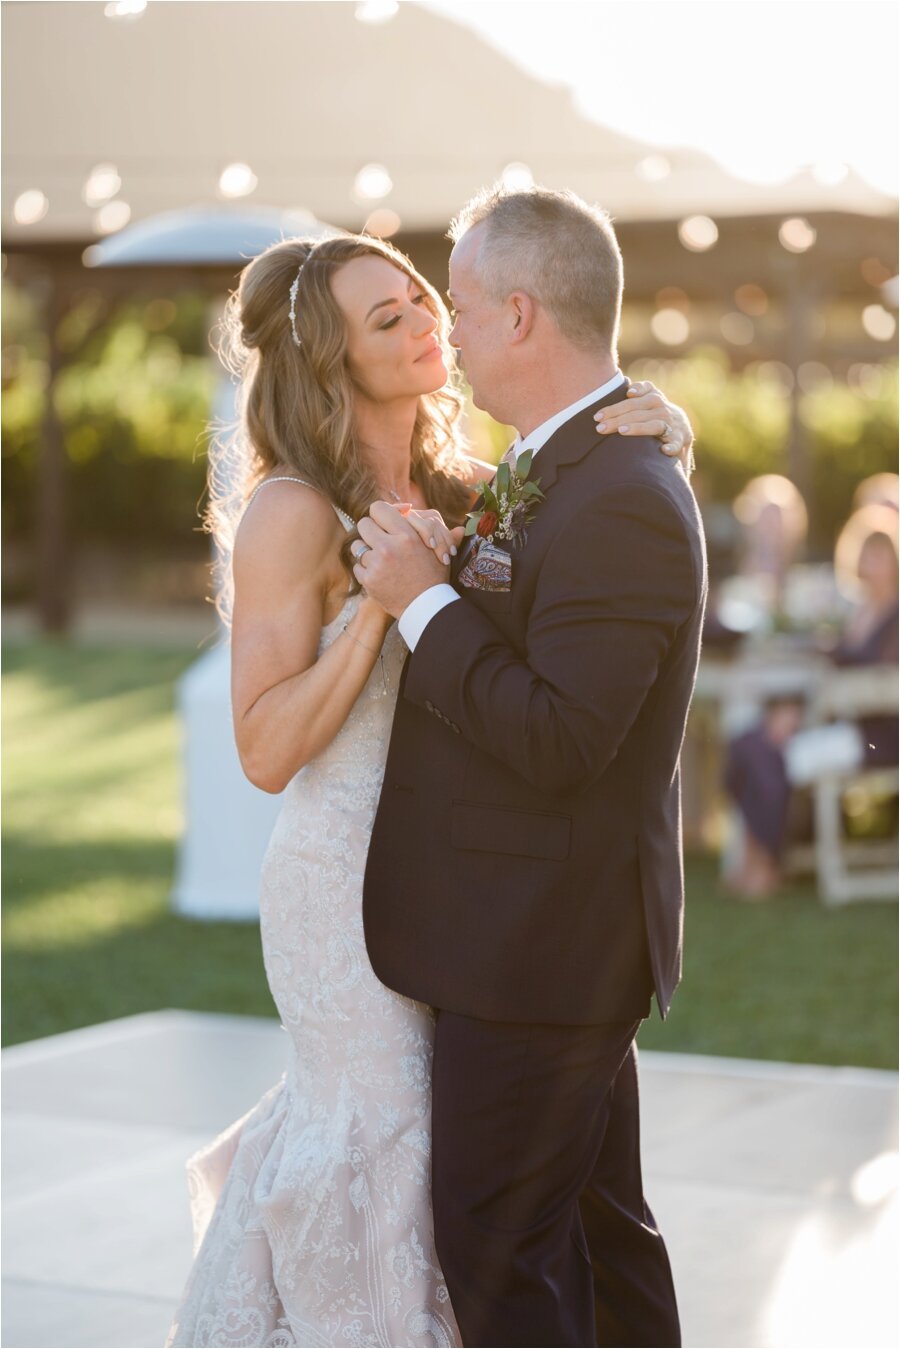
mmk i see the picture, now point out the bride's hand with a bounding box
[594,381,695,474]
[389,504,465,566]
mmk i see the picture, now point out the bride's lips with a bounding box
[414,341,443,363]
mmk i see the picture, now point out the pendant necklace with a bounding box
[359,440,410,505]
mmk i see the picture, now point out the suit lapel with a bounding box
[452,380,630,583]
[453,533,477,580]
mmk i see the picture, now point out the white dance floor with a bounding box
[2,1011,897,1349]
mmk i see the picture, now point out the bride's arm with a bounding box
[231,484,392,794]
[595,380,695,474]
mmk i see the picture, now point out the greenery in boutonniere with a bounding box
[464,449,546,548]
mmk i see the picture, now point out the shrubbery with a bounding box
[627,349,898,555]
[3,285,215,555]
[3,283,897,600]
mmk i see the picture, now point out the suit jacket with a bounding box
[362,384,708,1024]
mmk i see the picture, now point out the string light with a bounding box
[353,163,393,202]
[678,216,718,251]
[13,190,48,225]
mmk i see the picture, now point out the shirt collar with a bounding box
[512,371,626,462]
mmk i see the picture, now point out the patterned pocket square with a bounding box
[458,539,512,592]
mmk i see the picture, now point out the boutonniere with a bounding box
[464,449,545,550]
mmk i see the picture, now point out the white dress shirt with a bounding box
[398,372,626,651]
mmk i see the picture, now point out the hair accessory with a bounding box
[288,251,314,348]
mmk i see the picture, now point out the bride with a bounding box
[165,229,694,1348]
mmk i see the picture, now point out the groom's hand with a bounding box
[353,501,452,618]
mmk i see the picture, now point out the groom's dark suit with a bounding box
[363,381,707,1347]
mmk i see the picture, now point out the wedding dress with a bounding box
[166,483,460,1349]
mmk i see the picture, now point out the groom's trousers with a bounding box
[430,1013,681,1348]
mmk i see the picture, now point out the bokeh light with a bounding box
[94,200,132,234]
[500,162,534,191]
[353,163,393,202]
[363,208,402,238]
[354,0,399,21]
[651,309,690,345]
[734,283,768,316]
[779,217,817,252]
[678,215,718,251]
[104,0,146,18]
[13,189,49,225]
[218,163,258,199]
[83,163,121,208]
[861,304,896,341]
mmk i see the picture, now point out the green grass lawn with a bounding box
[3,640,897,1068]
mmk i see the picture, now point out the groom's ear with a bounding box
[508,291,535,344]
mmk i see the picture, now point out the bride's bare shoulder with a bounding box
[234,478,343,581]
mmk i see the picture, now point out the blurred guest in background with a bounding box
[723,503,898,899]
[733,474,808,614]
[853,471,900,514]
[829,504,899,766]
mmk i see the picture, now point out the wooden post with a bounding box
[784,267,812,504]
[36,269,71,634]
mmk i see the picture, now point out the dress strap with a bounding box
[247,475,355,532]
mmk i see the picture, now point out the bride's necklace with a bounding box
[377,480,414,505]
[359,440,412,504]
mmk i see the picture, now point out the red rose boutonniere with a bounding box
[464,449,545,549]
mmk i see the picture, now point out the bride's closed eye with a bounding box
[379,294,429,330]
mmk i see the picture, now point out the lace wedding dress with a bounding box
[166,485,460,1349]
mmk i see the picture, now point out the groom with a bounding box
[355,185,706,1347]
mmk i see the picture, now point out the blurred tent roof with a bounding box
[82,205,337,267]
[2,0,895,250]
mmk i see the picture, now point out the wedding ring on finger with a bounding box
[660,423,681,456]
[352,541,372,563]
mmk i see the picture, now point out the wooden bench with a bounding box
[689,655,897,904]
[805,666,898,906]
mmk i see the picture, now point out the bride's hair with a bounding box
[207,232,473,621]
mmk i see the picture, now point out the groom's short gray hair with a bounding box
[449,185,623,354]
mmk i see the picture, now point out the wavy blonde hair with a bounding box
[207,232,473,620]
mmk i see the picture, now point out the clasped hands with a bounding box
[352,502,465,618]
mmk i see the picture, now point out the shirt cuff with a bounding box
[398,584,460,651]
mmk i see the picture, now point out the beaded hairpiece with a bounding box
[288,250,314,348]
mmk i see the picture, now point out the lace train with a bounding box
[166,1072,456,1348]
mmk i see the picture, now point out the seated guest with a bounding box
[723,507,898,899]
